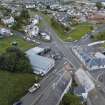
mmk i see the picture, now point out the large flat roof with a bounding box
[26,47,44,55]
[26,48,55,74]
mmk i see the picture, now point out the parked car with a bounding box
[13,100,22,105]
[44,47,51,53]
[28,83,40,93]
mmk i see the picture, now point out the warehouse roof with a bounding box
[26,47,44,55]
[26,48,55,75]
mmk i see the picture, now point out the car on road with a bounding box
[28,83,40,93]
[13,100,22,105]
[51,53,62,60]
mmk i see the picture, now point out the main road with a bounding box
[20,14,84,105]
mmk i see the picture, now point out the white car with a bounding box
[41,32,51,41]
[28,83,40,93]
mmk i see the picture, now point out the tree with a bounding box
[0,47,32,73]
[61,93,83,105]
[20,9,30,20]
[96,2,103,10]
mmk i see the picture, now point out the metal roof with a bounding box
[26,47,44,55]
[26,49,55,74]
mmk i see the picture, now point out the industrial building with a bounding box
[26,47,55,76]
[73,46,105,70]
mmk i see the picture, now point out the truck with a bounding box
[28,83,40,93]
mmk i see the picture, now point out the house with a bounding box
[26,47,55,76]
[1,16,15,25]
[25,25,39,37]
[25,15,40,37]
[31,15,40,25]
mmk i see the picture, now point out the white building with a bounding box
[25,25,39,37]
[1,16,15,25]
[0,28,13,37]
[26,47,55,76]
[26,4,36,9]
[25,15,40,37]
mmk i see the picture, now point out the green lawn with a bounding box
[0,71,40,105]
[69,23,92,41]
[0,35,35,54]
[51,21,92,41]
[42,14,92,41]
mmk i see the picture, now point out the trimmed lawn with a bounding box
[69,23,92,41]
[0,71,40,105]
[0,35,35,54]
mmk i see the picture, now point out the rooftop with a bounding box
[26,47,55,75]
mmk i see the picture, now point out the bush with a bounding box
[94,31,105,41]
[0,47,32,73]
[60,93,83,105]
[96,2,103,10]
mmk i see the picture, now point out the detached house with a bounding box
[1,16,15,26]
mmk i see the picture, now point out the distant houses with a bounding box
[25,15,40,37]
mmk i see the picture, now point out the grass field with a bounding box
[0,71,40,105]
[0,34,38,105]
[0,35,35,54]
[68,23,92,41]
[51,20,92,41]
[43,14,92,41]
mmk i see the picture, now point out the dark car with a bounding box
[44,47,51,53]
[13,101,22,105]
